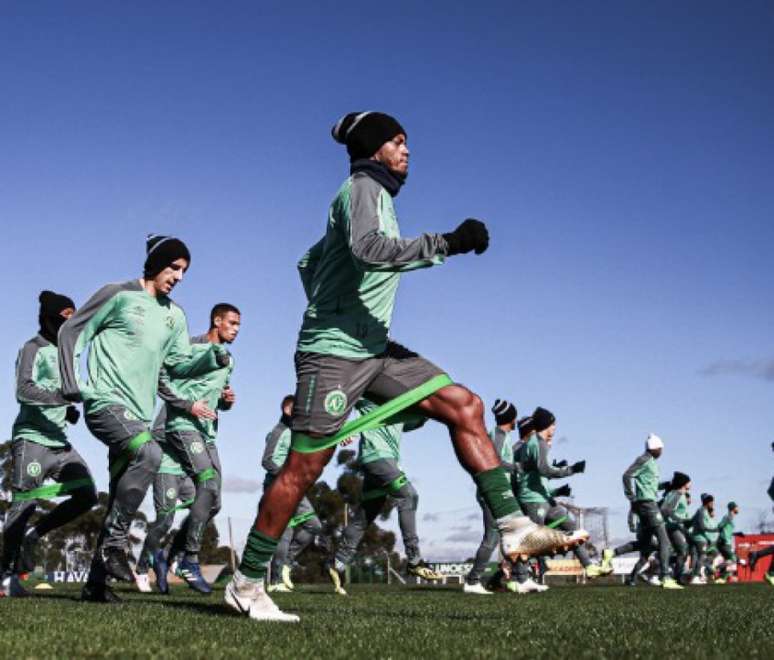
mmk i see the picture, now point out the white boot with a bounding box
[462,581,492,595]
[134,572,152,593]
[499,515,589,560]
[224,570,299,623]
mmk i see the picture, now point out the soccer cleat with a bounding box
[463,581,492,595]
[81,582,122,603]
[765,573,774,587]
[407,560,443,581]
[600,548,614,571]
[585,563,614,579]
[224,572,299,622]
[267,582,292,593]
[647,575,662,587]
[281,564,295,591]
[134,572,152,593]
[153,550,170,594]
[507,578,548,594]
[1,575,30,598]
[102,547,134,583]
[178,558,212,594]
[328,567,347,596]
[500,516,589,561]
[714,577,727,585]
[662,577,683,590]
[689,576,706,586]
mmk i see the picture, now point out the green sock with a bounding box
[239,529,279,580]
[474,467,522,519]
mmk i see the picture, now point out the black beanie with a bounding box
[701,493,714,505]
[492,399,517,426]
[517,416,534,439]
[143,234,191,278]
[38,290,75,345]
[332,111,406,161]
[532,407,556,433]
[670,471,691,490]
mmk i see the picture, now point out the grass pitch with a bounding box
[1,582,771,658]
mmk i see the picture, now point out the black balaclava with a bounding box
[144,234,191,278]
[38,290,75,345]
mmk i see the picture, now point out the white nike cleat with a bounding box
[224,571,299,623]
[134,572,152,593]
[500,515,589,560]
[689,576,706,586]
[267,582,292,593]
[463,581,492,595]
[508,578,548,594]
[647,576,662,587]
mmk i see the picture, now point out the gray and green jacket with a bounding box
[157,334,234,442]
[262,419,292,476]
[717,514,735,547]
[490,427,515,473]
[690,507,719,545]
[11,335,69,447]
[296,172,447,359]
[517,432,573,504]
[660,490,691,530]
[623,452,659,503]
[356,398,426,465]
[58,280,226,424]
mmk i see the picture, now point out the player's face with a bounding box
[374,134,409,176]
[282,399,295,417]
[215,311,241,343]
[541,423,556,442]
[682,481,691,493]
[152,258,188,295]
[60,307,75,320]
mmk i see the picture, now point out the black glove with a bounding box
[65,405,80,425]
[552,459,568,469]
[571,460,586,474]
[442,218,489,256]
[554,484,572,498]
[658,480,671,491]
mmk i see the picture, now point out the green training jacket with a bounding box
[717,513,735,546]
[11,335,69,447]
[517,432,573,504]
[296,173,447,358]
[690,507,720,545]
[58,280,225,424]
[623,452,659,502]
[660,490,692,530]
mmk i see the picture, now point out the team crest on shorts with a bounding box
[324,389,347,416]
[27,461,42,477]
[190,441,205,455]
[166,488,177,500]
[123,409,137,421]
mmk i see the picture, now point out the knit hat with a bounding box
[143,234,191,278]
[38,290,75,345]
[332,111,406,161]
[532,407,556,433]
[728,501,738,511]
[701,493,714,505]
[492,399,517,426]
[517,416,534,439]
[670,471,691,490]
[646,433,664,451]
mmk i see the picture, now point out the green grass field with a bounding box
[1,582,772,658]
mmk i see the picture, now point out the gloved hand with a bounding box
[214,345,231,368]
[65,405,80,425]
[571,460,586,474]
[442,218,489,256]
[552,459,568,469]
[554,484,572,498]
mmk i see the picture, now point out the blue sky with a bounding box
[1,1,773,558]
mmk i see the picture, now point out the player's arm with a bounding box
[157,367,216,420]
[58,283,121,402]
[298,237,326,300]
[347,176,447,273]
[16,341,68,406]
[622,454,647,501]
[164,313,228,378]
[536,439,573,479]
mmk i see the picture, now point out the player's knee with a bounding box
[396,483,418,511]
[138,440,162,472]
[73,484,98,510]
[452,387,484,428]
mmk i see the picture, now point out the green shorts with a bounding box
[291,341,447,440]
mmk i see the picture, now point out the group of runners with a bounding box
[2,111,772,621]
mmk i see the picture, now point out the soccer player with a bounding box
[225,112,585,622]
[328,397,442,596]
[134,441,195,594]
[688,493,720,585]
[749,463,774,585]
[150,303,239,594]
[620,433,681,589]
[262,395,325,593]
[517,407,611,581]
[59,235,229,602]
[715,501,740,583]
[1,292,97,598]
[658,471,692,584]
